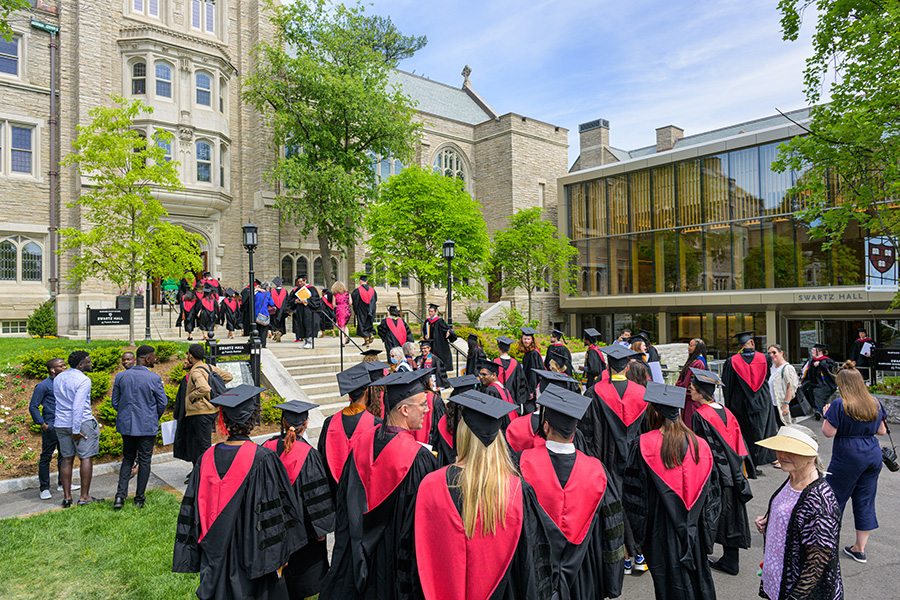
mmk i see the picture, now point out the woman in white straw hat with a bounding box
[754,424,843,600]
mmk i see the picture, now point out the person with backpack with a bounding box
[180,344,233,482]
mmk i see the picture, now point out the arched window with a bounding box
[296,257,308,281]
[313,257,324,287]
[433,147,467,182]
[21,242,41,281]
[154,130,172,162]
[196,72,211,106]
[581,270,589,293]
[594,271,603,293]
[132,62,146,95]
[0,241,15,280]
[331,257,339,282]
[281,256,293,284]
[219,77,226,112]
[196,141,212,182]
[191,0,216,33]
[155,62,172,98]
[220,144,228,187]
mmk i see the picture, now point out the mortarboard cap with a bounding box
[387,305,399,313]
[467,333,480,342]
[203,284,214,294]
[638,329,653,341]
[812,342,828,350]
[373,368,434,411]
[630,332,649,344]
[453,389,513,446]
[225,287,236,296]
[359,274,368,281]
[428,303,439,311]
[601,344,640,371]
[644,381,686,422]
[857,328,868,333]
[360,349,382,357]
[254,278,261,285]
[550,328,565,339]
[689,367,724,388]
[496,336,514,350]
[448,374,480,397]
[419,338,433,346]
[477,360,501,375]
[211,384,266,424]
[337,363,371,396]
[520,326,538,336]
[273,276,283,286]
[534,369,577,386]
[734,331,755,345]
[364,361,389,382]
[274,399,318,427]
[537,384,591,437]
[583,328,601,340]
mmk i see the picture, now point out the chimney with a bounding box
[656,125,684,153]
[578,119,610,169]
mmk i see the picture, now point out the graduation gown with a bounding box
[691,404,753,550]
[623,431,721,600]
[434,415,456,467]
[505,412,589,455]
[378,317,413,349]
[521,349,544,412]
[321,289,336,329]
[179,297,199,333]
[519,447,625,600]
[407,466,555,600]
[544,343,574,376]
[415,353,451,390]
[319,426,438,600]
[465,346,487,378]
[351,284,378,338]
[410,392,446,448]
[850,336,873,370]
[221,297,242,331]
[270,286,290,334]
[494,357,529,408]
[240,286,253,335]
[800,356,837,412]
[263,436,336,599]
[484,381,520,423]
[316,409,381,501]
[580,378,648,482]
[720,350,778,466]
[197,294,219,332]
[422,316,458,371]
[173,441,307,600]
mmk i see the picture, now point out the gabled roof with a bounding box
[388,69,494,125]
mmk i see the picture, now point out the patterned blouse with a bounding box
[759,476,843,600]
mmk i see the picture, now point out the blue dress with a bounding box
[824,398,885,531]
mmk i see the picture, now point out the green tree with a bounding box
[244,0,425,288]
[59,96,204,345]
[365,166,491,316]
[1,0,30,43]
[492,207,578,320]
[775,1,900,299]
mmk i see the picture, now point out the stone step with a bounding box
[286,362,346,375]
[278,353,362,367]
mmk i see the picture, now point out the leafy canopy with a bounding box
[492,207,578,319]
[0,0,30,43]
[243,0,425,286]
[365,166,491,315]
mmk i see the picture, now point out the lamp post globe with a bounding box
[242,221,258,251]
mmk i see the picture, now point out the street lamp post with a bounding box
[442,239,455,324]
[242,222,261,386]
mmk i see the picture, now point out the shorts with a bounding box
[56,419,100,459]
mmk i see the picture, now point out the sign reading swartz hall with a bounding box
[794,291,865,303]
[88,308,130,326]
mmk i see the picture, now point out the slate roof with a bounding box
[388,69,493,125]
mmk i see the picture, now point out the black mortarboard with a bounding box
[520,326,538,336]
[734,331,755,345]
[452,389,512,446]
[537,384,590,438]
[387,305,399,312]
[583,328,601,340]
[448,374,479,397]
[857,328,868,334]
[812,342,828,350]
[364,361,389,382]
[275,399,318,427]
[601,344,640,371]
[644,381,686,422]
[638,329,653,341]
[373,368,434,411]
[630,332,649,344]
[203,284,214,294]
[550,328,565,339]
[225,287,236,296]
[496,336,514,350]
[337,363,371,396]
[211,384,265,424]
[273,276,283,286]
[360,349,382,357]
[254,278,261,285]
[534,369,577,386]
[419,338,433,346]
[428,303,439,310]
[359,274,368,282]
[477,360,501,375]
[467,333,479,342]
[689,367,724,388]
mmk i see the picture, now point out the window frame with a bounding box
[195,71,212,107]
[0,35,19,78]
[431,144,469,186]
[0,118,41,179]
[196,139,212,183]
[9,125,32,175]
[154,60,173,99]
[191,0,217,35]
[0,236,44,284]
[132,61,147,96]
[131,0,160,18]
[154,129,173,162]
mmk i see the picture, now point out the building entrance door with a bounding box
[786,318,876,365]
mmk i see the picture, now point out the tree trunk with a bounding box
[129,279,136,346]
[317,232,333,289]
[418,275,426,325]
[526,288,533,321]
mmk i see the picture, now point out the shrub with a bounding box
[164,384,178,409]
[871,376,900,395]
[97,427,123,457]
[96,399,117,424]
[86,371,111,401]
[260,392,284,425]
[26,299,57,338]
[497,306,540,338]
[463,305,484,328]
[89,346,124,373]
[157,412,174,445]
[169,362,187,384]
[150,341,178,362]
[18,348,68,379]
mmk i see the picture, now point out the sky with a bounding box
[357,0,819,167]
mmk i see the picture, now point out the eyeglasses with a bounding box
[403,401,430,411]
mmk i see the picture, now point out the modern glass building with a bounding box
[558,109,898,362]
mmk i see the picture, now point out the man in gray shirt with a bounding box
[54,350,101,507]
[112,345,167,509]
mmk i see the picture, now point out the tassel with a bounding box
[216,409,228,437]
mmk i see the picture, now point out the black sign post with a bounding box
[86,305,131,343]
[873,348,900,373]
[208,339,261,387]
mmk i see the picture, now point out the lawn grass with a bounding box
[0,338,190,369]
[0,489,199,599]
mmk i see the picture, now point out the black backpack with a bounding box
[202,365,228,400]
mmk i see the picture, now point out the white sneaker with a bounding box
[57,484,80,492]
[40,490,52,500]
[302,342,312,349]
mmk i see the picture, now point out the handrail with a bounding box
[406,308,425,324]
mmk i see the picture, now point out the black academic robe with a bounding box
[316,409,382,502]
[850,337,873,370]
[544,343,574,376]
[580,378,648,480]
[179,297,199,333]
[494,357,529,408]
[240,286,253,335]
[289,285,321,341]
[221,297,242,331]
[647,344,660,364]
[321,289,336,329]
[800,356,837,413]
[177,277,193,303]
[484,381,520,425]
[197,293,219,333]
[720,350,778,466]
[422,316,458,372]
[173,441,307,600]
[521,349,544,412]
[583,345,606,389]
[351,284,378,338]
[691,404,753,551]
[319,426,437,600]
[404,466,555,600]
[505,412,589,455]
[520,446,625,600]
[434,414,456,467]
[623,431,722,600]
[465,346,487,378]
[414,354,451,390]
[263,436,336,599]
[270,286,290,334]
[378,317,413,350]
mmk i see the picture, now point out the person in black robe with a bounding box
[494,336,529,408]
[800,342,837,420]
[581,328,606,389]
[477,360,519,425]
[320,287,336,333]
[178,290,199,340]
[623,382,722,600]
[269,277,290,342]
[688,368,754,577]
[414,339,450,390]
[317,362,384,500]
[849,327,874,381]
[220,288,242,339]
[319,369,438,600]
[720,330,778,469]
[177,271,195,304]
[519,327,543,414]
[464,333,486,378]
[422,303,458,374]
[263,400,335,600]
[544,328,574,376]
[638,328,661,363]
[507,370,587,455]
[519,384,625,600]
[288,275,321,348]
[350,275,378,346]
[378,305,413,350]
[434,374,480,467]
[196,285,219,340]
[173,385,306,600]
[402,389,555,600]
[579,344,650,574]
[240,280,258,337]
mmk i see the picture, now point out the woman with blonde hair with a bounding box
[408,389,552,599]
[330,280,351,344]
[821,362,887,563]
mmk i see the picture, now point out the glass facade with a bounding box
[669,312,767,360]
[566,141,865,296]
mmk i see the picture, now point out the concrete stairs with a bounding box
[62,304,189,340]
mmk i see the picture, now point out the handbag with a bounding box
[882,417,899,472]
[790,383,813,418]
[255,292,272,326]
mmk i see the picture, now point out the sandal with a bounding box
[77,496,105,506]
